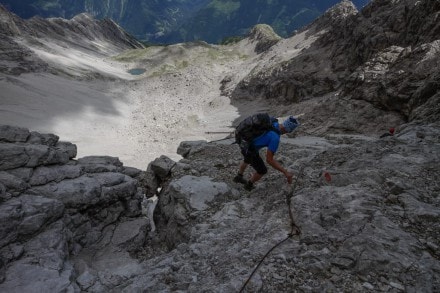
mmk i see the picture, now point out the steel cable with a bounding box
[239,166,304,292]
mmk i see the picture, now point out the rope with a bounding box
[286,165,304,236]
[205,131,234,134]
[238,236,291,293]
[239,166,304,292]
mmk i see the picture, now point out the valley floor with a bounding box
[0,41,250,169]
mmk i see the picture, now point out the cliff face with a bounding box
[230,0,439,133]
[0,126,145,292]
[341,0,440,123]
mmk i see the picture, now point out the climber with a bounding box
[233,114,300,191]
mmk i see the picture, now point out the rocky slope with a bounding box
[135,124,440,292]
[0,0,439,292]
[1,122,439,292]
[0,4,143,75]
[229,0,440,134]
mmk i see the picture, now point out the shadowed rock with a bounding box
[230,0,440,134]
[0,126,144,292]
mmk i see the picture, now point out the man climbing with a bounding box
[233,114,300,191]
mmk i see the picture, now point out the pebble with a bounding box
[390,281,405,291]
[427,241,439,251]
[362,282,374,290]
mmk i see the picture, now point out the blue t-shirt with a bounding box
[252,122,280,153]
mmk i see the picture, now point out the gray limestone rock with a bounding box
[169,175,230,211]
[138,165,159,198]
[90,172,126,187]
[56,141,77,159]
[0,182,6,201]
[0,194,64,249]
[77,156,123,173]
[0,125,30,143]
[98,174,139,203]
[0,171,29,195]
[158,175,232,249]
[122,166,142,178]
[0,7,150,290]
[22,169,142,251]
[0,221,77,293]
[27,131,59,146]
[0,197,23,249]
[150,155,176,180]
[6,167,33,183]
[0,143,28,171]
[28,175,102,209]
[177,140,207,158]
[24,144,70,167]
[76,269,97,291]
[112,218,148,247]
[29,164,83,186]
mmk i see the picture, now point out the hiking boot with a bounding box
[233,173,247,184]
[244,180,254,191]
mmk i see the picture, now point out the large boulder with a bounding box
[0,125,30,143]
[158,175,232,249]
[0,194,64,251]
[150,155,176,180]
[77,156,123,173]
[0,221,77,293]
[29,164,83,186]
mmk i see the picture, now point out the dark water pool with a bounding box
[128,68,146,75]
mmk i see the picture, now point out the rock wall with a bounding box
[230,0,440,133]
[0,125,146,292]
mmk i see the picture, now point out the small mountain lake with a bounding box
[128,68,146,75]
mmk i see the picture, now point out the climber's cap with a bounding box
[282,116,300,133]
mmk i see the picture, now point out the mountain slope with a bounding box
[228,0,440,134]
[0,0,212,42]
[0,4,243,168]
[0,4,143,75]
[167,0,369,43]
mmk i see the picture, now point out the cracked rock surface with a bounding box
[2,123,438,292]
[124,122,440,292]
[0,125,145,292]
